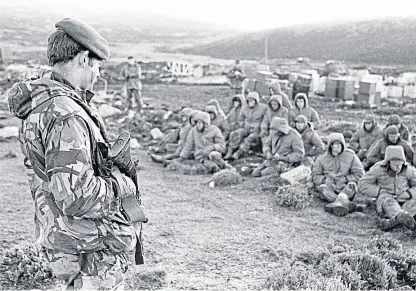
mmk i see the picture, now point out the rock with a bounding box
[98,104,122,118]
[163,110,173,120]
[113,100,123,107]
[0,126,19,138]
[127,110,136,119]
[130,138,141,149]
[345,100,356,106]
[280,165,312,185]
[150,128,164,140]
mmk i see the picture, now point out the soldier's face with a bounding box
[181,115,188,123]
[128,59,135,65]
[233,100,240,108]
[81,57,102,91]
[247,100,256,108]
[296,98,305,109]
[196,120,205,131]
[209,112,216,121]
[364,122,373,131]
[331,141,343,155]
[389,160,404,173]
[296,122,307,132]
[270,100,279,110]
[388,134,399,144]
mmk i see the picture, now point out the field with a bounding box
[1,84,416,290]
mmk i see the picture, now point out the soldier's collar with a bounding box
[50,71,95,103]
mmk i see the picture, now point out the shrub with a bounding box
[166,160,209,175]
[212,168,242,186]
[265,237,416,291]
[0,243,57,290]
[275,184,312,210]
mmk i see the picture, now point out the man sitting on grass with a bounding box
[225,92,267,160]
[358,145,416,231]
[252,117,304,177]
[150,107,194,164]
[312,133,364,215]
[294,115,325,167]
[149,107,194,154]
[365,125,413,170]
[178,111,227,173]
[349,115,381,162]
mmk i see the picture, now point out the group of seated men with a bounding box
[149,89,416,232]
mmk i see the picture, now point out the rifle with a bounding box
[108,130,148,264]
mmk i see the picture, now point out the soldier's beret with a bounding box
[55,18,110,60]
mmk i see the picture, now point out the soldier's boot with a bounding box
[150,154,165,164]
[252,167,262,177]
[224,147,235,160]
[324,192,350,217]
[379,217,400,231]
[231,149,245,161]
[164,153,177,161]
[396,212,416,230]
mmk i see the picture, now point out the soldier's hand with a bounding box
[266,152,273,160]
[274,153,282,160]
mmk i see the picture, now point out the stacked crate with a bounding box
[337,78,355,100]
[324,78,338,98]
[324,77,355,100]
[357,81,380,106]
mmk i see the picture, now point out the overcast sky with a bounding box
[2,0,416,31]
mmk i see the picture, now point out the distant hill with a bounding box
[178,18,416,65]
[0,6,236,47]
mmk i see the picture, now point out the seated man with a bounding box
[349,115,381,161]
[205,104,230,140]
[358,146,416,231]
[149,107,194,154]
[268,81,292,109]
[289,93,321,129]
[260,95,289,145]
[224,92,267,160]
[378,114,410,144]
[150,108,194,163]
[252,117,304,177]
[207,99,228,121]
[294,115,325,167]
[312,133,364,213]
[179,111,226,173]
[365,125,413,170]
[227,94,244,132]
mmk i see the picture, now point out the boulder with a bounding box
[280,165,312,185]
[150,128,164,140]
[130,138,141,149]
[98,104,122,118]
[0,126,19,138]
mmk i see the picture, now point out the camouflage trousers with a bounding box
[127,88,143,111]
[43,248,128,290]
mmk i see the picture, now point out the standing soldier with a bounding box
[8,18,142,289]
[122,56,143,113]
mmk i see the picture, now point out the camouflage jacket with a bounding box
[121,64,142,90]
[8,71,136,255]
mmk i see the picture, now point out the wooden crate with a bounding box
[359,81,377,95]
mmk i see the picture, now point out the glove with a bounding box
[111,167,136,198]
